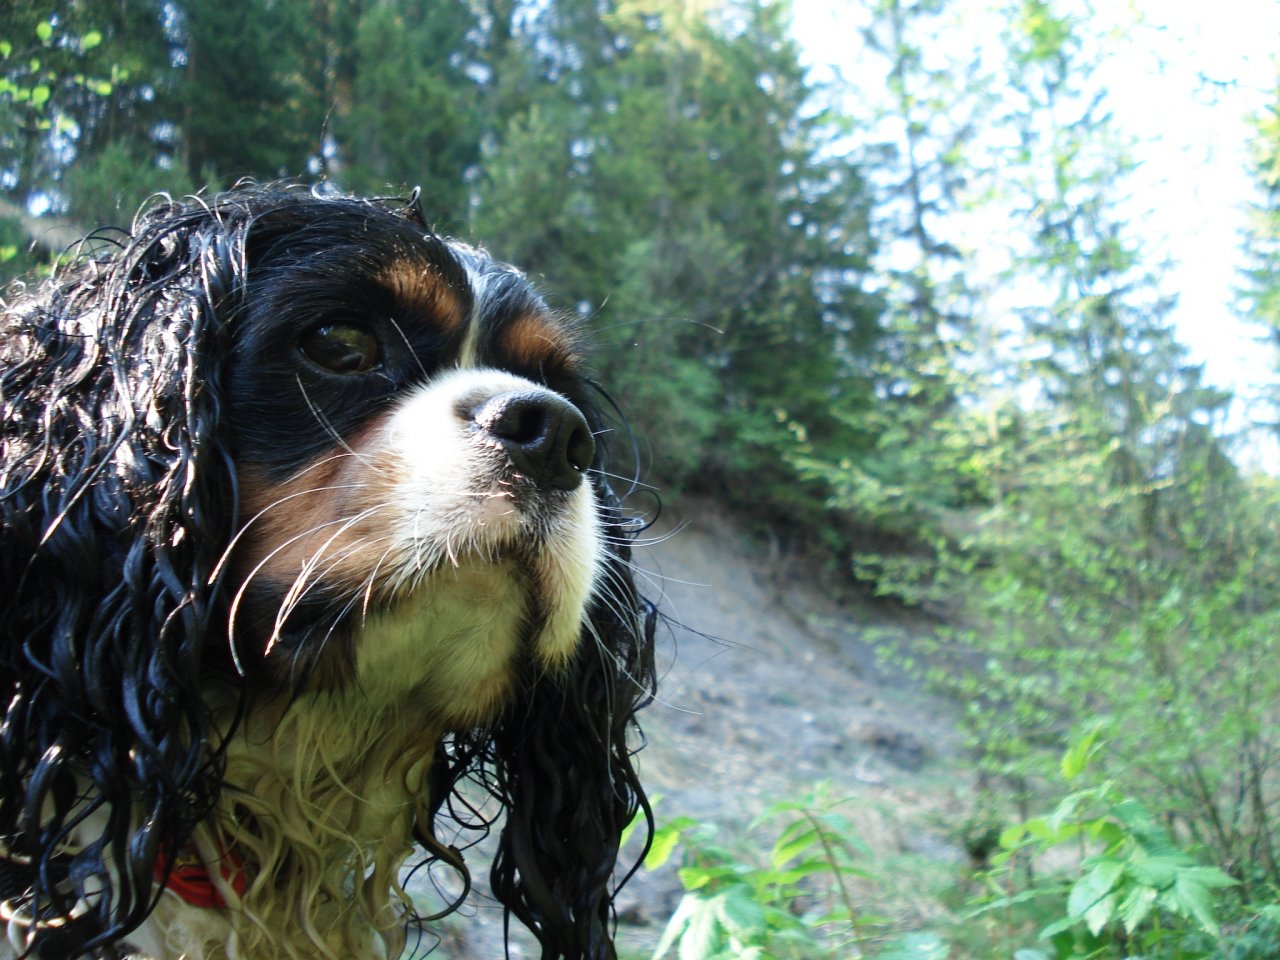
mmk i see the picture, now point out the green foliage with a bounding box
[60,139,202,229]
[1241,76,1280,372]
[801,0,1280,888]
[647,785,879,959]
[1212,912,1280,960]
[0,14,109,114]
[179,0,323,183]
[340,0,482,225]
[1,5,121,204]
[0,214,40,278]
[474,0,881,508]
[974,736,1240,958]
[876,391,1280,893]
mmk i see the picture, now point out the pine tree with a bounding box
[927,1,1280,888]
[338,0,483,226]
[475,0,881,518]
[178,0,323,183]
[1242,77,1280,375]
[806,0,994,543]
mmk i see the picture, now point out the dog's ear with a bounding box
[0,199,244,950]
[484,433,657,958]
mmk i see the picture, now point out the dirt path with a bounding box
[430,504,976,957]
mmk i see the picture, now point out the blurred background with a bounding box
[2,1,1279,957]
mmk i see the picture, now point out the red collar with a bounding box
[154,845,246,909]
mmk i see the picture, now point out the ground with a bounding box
[426,502,981,958]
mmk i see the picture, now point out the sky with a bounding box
[789,0,1279,463]
[1097,2,1277,397]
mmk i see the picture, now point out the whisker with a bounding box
[588,467,660,493]
[387,316,430,381]
[360,542,404,620]
[209,481,371,584]
[268,505,393,648]
[295,376,381,468]
[227,504,389,665]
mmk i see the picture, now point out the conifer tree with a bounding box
[806,0,993,543]
[179,0,322,183]
[339,0,483,226]
[1243,77,1280,377]
[932,2,1280,884]
[475,0,881,517]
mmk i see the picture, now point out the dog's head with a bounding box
[0,187,656,957]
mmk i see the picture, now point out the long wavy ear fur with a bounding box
[0,199,244,954]
[482,418,657,959]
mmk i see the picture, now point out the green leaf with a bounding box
[679,898,723,960]
[1172,875,1218,936]
[1177,866,1238,890]
[1060,729,1105,780]
[752,798,812,824]
[677,867,716,892]
[1127,854,1184,890]
[621,796,665,852]
[712,889,766,938]
[36,21,53,42]
[771,827,820,868]
[999,824,1028,849]
[809,907,853,925]
[1026,813,1081,846]
[81,30,102,49]
[1038,914,1078,940]
[1169,869,1235,934]
[0,41,12,58]
[1110,798,1170,851]
[1117,884,1156,932]
[1088,820,1126,849]
[646,819,694,870]
[652,896,697,960]
[30,85,49,109]
[1067,859,1123,935]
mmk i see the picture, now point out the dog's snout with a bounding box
[466,390,595,490]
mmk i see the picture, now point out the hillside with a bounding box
[432,502,978,958]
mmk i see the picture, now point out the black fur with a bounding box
[0,186,656,958]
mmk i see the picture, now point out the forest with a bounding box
[2,0,1280,957]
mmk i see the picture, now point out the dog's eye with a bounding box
[299,323,381,375]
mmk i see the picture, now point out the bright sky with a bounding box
[1101,2,1278,398]
[790,0,1279,462]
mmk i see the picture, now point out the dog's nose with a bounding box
[466,390,595,491]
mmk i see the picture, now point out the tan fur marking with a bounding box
[377,260,466,333]
[235,419,408,601]
[500,311,581,373]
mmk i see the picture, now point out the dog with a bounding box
[0,186,656,959]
